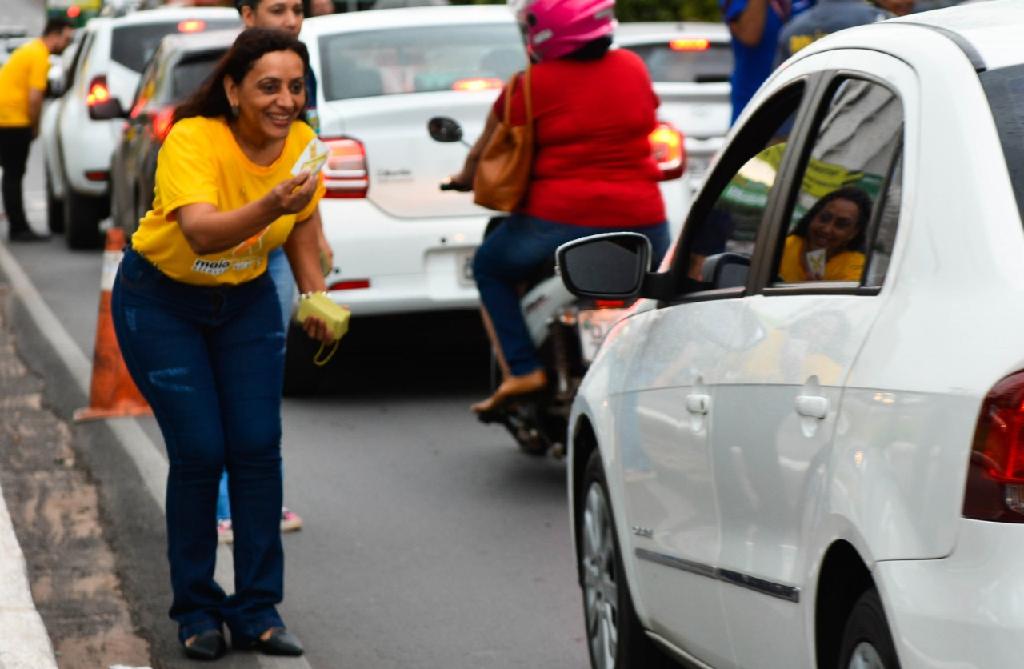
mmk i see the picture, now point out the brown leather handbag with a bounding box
[473,66,533,212]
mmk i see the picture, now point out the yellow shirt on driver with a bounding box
[131,116,325,286]
[0,39,50,127]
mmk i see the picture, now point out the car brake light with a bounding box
[670,38,710,51]
[151,106,175,142]
[964,370,1024,522]
[649,121,686,181]
[178,20,206,32]
[452,77,503,92]
[328,279,370,291]
[322,136,368,199]
[594,300,626,309]
[86,76,111,107]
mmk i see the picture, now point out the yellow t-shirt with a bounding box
[131,116,325,286]
[778,234,864,283]
[0,39,50,127]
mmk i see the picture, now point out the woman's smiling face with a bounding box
[806,197,862,254]
[227,50,306,142]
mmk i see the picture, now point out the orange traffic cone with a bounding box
[74,228,152,422]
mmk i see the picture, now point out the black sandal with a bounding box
[183,628,227,661]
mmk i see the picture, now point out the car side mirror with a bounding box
[557,232,651,300]
[427,116,463,143]
[89,96,126,120]
[700,252,750,290]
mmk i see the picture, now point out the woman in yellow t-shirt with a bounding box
[778,186,872,283]
[110,29,331,660]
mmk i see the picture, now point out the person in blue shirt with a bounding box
[776,0,888,66]
[720,0,813,124]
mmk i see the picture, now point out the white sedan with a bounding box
[300,5,690,317]
[557,2,1024,668]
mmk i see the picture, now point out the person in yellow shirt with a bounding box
[110,29,332,661]
[0,18,74,242]
[778,186,872,283]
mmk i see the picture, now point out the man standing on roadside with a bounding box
[721,0,811,124]
[0,18,74,242]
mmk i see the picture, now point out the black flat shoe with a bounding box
[236,627,304,656]
[183,629,227,661]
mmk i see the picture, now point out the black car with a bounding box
[110,29,237,235]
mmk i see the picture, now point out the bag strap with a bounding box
[503,63,533,125]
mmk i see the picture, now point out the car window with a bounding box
[681,82,806,289]
[981,63,1024,227]
[172,53,221,99]
[111,20,238,73]
[319,24,525,101]
[619,40,732,84]
[68,31,95,89]
[129,52,160,115]
[770,77,903,287]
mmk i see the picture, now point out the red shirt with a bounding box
[494,49,666,229]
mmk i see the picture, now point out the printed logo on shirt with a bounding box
[192,258,231,276]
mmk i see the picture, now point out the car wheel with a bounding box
[45,166,64,234]
[63,188,105,250]
[838,589,901,669]
[580,450,671,669]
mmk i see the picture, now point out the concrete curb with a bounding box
[0,241,311,669]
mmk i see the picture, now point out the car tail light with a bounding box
[670,38,711,51]
[649,121,686,181]
[328,279,370,291]
[151,106,175,142]
[85,170,109,181]
[452,77,502,92]
[594,299,626,309]
[86,76,111,107]
[322,136,368,199]
[178,20,207,32]
[964,370,1024,522]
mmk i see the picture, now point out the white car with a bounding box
[299,6,690,318]
[40,6,239,248]
[616,22,732,190]
[556,2,1024,668]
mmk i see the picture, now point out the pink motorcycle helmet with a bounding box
[511,0,616,62]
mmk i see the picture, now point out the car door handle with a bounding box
[795,394,829,420]
[686,393,710,415]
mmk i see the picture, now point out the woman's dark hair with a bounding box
[562,35,612,61]
[792,185,873,253]
[174,28,310,122]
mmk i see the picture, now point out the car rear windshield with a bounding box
[319,24,525,101]
[981,63,1024,224]
[112,20,238,73]
[172,52,223,99]
[621,40,733,83]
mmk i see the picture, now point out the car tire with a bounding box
[579,450,673,669]
[64,188,105,250]
[45,166,64,234]
[837,589,901,669]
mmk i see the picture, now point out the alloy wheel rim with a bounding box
[582,483,618,669]
[848,641,886,669]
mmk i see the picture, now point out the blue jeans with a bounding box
[112,247,287,644]
[472,214,670,376]
[218,247,294,521]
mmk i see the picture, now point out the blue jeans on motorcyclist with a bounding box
[472,213,669,376]
[111,247,287,645]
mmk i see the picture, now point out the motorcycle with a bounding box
[428,116,627,458]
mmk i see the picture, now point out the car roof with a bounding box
[83,6,240,32]
[301,4,514,35]
[158,27,239,54]
[614,21,731,45]
[888,0,1024,71]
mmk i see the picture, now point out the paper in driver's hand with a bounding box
[291,137,329,177]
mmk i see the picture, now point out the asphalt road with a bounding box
[2,2,590,664]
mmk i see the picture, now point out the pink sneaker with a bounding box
[217,519,233,544]
[280,508,303,533]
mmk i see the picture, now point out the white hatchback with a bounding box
[300,6,690,317]
[39,6,239,248]
[557,2,1024,668]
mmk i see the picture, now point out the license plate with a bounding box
[457,248,476,288]
[578,308,626,363]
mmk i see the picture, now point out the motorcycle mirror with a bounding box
[557,232,651,299]
[428,116,463,143]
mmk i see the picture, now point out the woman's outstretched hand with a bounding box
[267,171,318,216]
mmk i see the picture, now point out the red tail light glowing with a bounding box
[451,77,503,92]
[328,279,370,291]
[649,121,686,181]
[86,76,111,107]
[151,107,175,142]
[964,370,1024,522]
[322,136,368,199]
[594,300,626,309]
[670,38,711,51]
[178,20,207,33]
